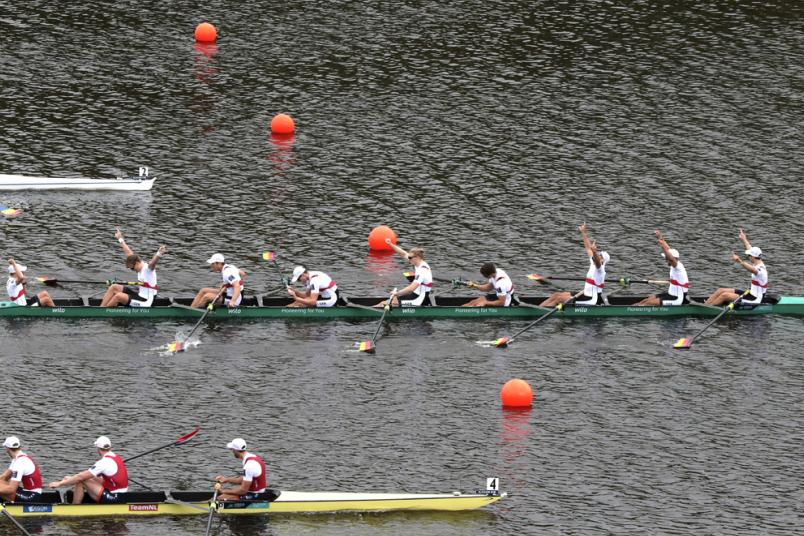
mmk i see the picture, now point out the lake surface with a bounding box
[1,2,802,535]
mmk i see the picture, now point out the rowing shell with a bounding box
[4,489,506,517]
[0,295,802,320]
[0,168,155,191]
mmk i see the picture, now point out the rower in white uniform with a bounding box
[100,229,165,307]
[7,258,54,307]
[635,230,690,306]
[191,253,246,309]
[463,262,517,307]
[0,436,44,503]
[540,223,609,307]
[705,228,769,305]
[287,266,340,307]
[375,239,433,307]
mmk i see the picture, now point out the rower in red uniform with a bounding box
[0,436,44,503]
[7,258,54,307]
[100,229,166,308]
[540,224,609,307]
[216,438,271,501]
[287,266,340,307]
[634,230,690,306]
[48,436,129,504]
[705,228,769,305]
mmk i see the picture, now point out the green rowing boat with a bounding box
[1,296,803,320]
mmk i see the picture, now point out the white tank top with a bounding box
[749,263,768,299]
[489,268,514,297]
[412,261,433,296]
[136,266,158,300]
[6,277,27,305]
[668,261,689,297]
[307,271,337,299]
[583,257,606,295]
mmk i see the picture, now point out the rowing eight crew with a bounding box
[1,435,269,505]
[5,227,771,310]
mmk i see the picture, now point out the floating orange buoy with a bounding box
[271,114,295,135]
[500,379,533,408]
[195,22,217,43]
[368,226,397,251]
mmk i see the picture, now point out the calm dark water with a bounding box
[1,1,802,535]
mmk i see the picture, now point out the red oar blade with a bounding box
[526,274,550,283]
[494,336,510,348]
[673,338,691,349]
[262,251,277,261]
[166,341,184,354]
[358,341,376,354]
[174,426,201,446]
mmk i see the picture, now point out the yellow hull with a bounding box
[3,491,505,518]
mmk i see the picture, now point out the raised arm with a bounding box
[8,258,25,284]
[579,224,603,268]
[738,228,751,250]
[655,230,677,267]
[384,238,409,258]
[148,245,167,271]
[731,251,758,275]
[116,229,135,257]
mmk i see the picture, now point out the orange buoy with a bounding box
[368,226,397,251]
[271,113,296,135]
[195,22,217,44]
[500,379,533,408]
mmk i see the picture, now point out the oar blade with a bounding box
[1,207,23,218]
[358,341,376,354]
[262,251,277,261]
[402,271,415,282]
[175,426,201,446]
[494,336,510,348]
[673,337,691,349]
[36,276,61,287]
[166,341,184,354]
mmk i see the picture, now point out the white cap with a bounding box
[226,438,247,451]
[93,436,112,449]
[290,266,306,283]
[662,248,680,259]
[3,436,20,449]
[745,246,763,258]
[206,253,225,264]
[600,251,610,265]
[7,263,27,274]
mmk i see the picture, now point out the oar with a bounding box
[166,289,226,354]
[205,483,221,536]
[487,290,586,348]
[403,271,469,288]
[36,277,143,287]
[527,274,668,286]
[342,296,385,314]
[261,251,290,287]
[673,290,751,349]
[1,205,23,218]
[124,426,200,463]
[0,504,32,536]
[357,289,396,354]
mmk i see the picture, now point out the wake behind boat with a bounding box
[0,167,155,191]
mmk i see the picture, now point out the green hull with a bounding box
[2,296,803,320]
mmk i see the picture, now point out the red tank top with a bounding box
[243,453,267,492]
[17,454,42,491]
[100,453,128,492]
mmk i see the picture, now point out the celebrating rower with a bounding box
[7,258,54,307]
[462,262,517,307]
[48,436,128,504]
[100,229,165,308]
[215,438,272,501]
[191,253,245,309]
[634,230,690,306]
[375,239,433,307]
[705,229,769,305]
[0,436,43,503]
[287,266,340,307]
[540,223,609,307]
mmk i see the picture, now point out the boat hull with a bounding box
[0,174,155,191]
[3,491,505,517]
[0,296,803,320]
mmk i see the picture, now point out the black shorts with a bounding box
[397,293,433,306]
[97,490,126,504]
[26,295,40,307]
[655,292,690,304]
[733,290,758,301]
[123,286,147,306]
[14,489,42,502]
[240,490,275,501]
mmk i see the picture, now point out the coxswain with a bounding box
[375,239,433,307]
[705,229,769,305]
[215,438,272,501]
[48,436,128,504]
[540,223,609,307]
[99,229,165,307]
[7,259,54,307]
[462,262,517,307]
[0,436,43,503]
[191,253,246,309]
[634,230,690,306]
[287,266,340,307]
